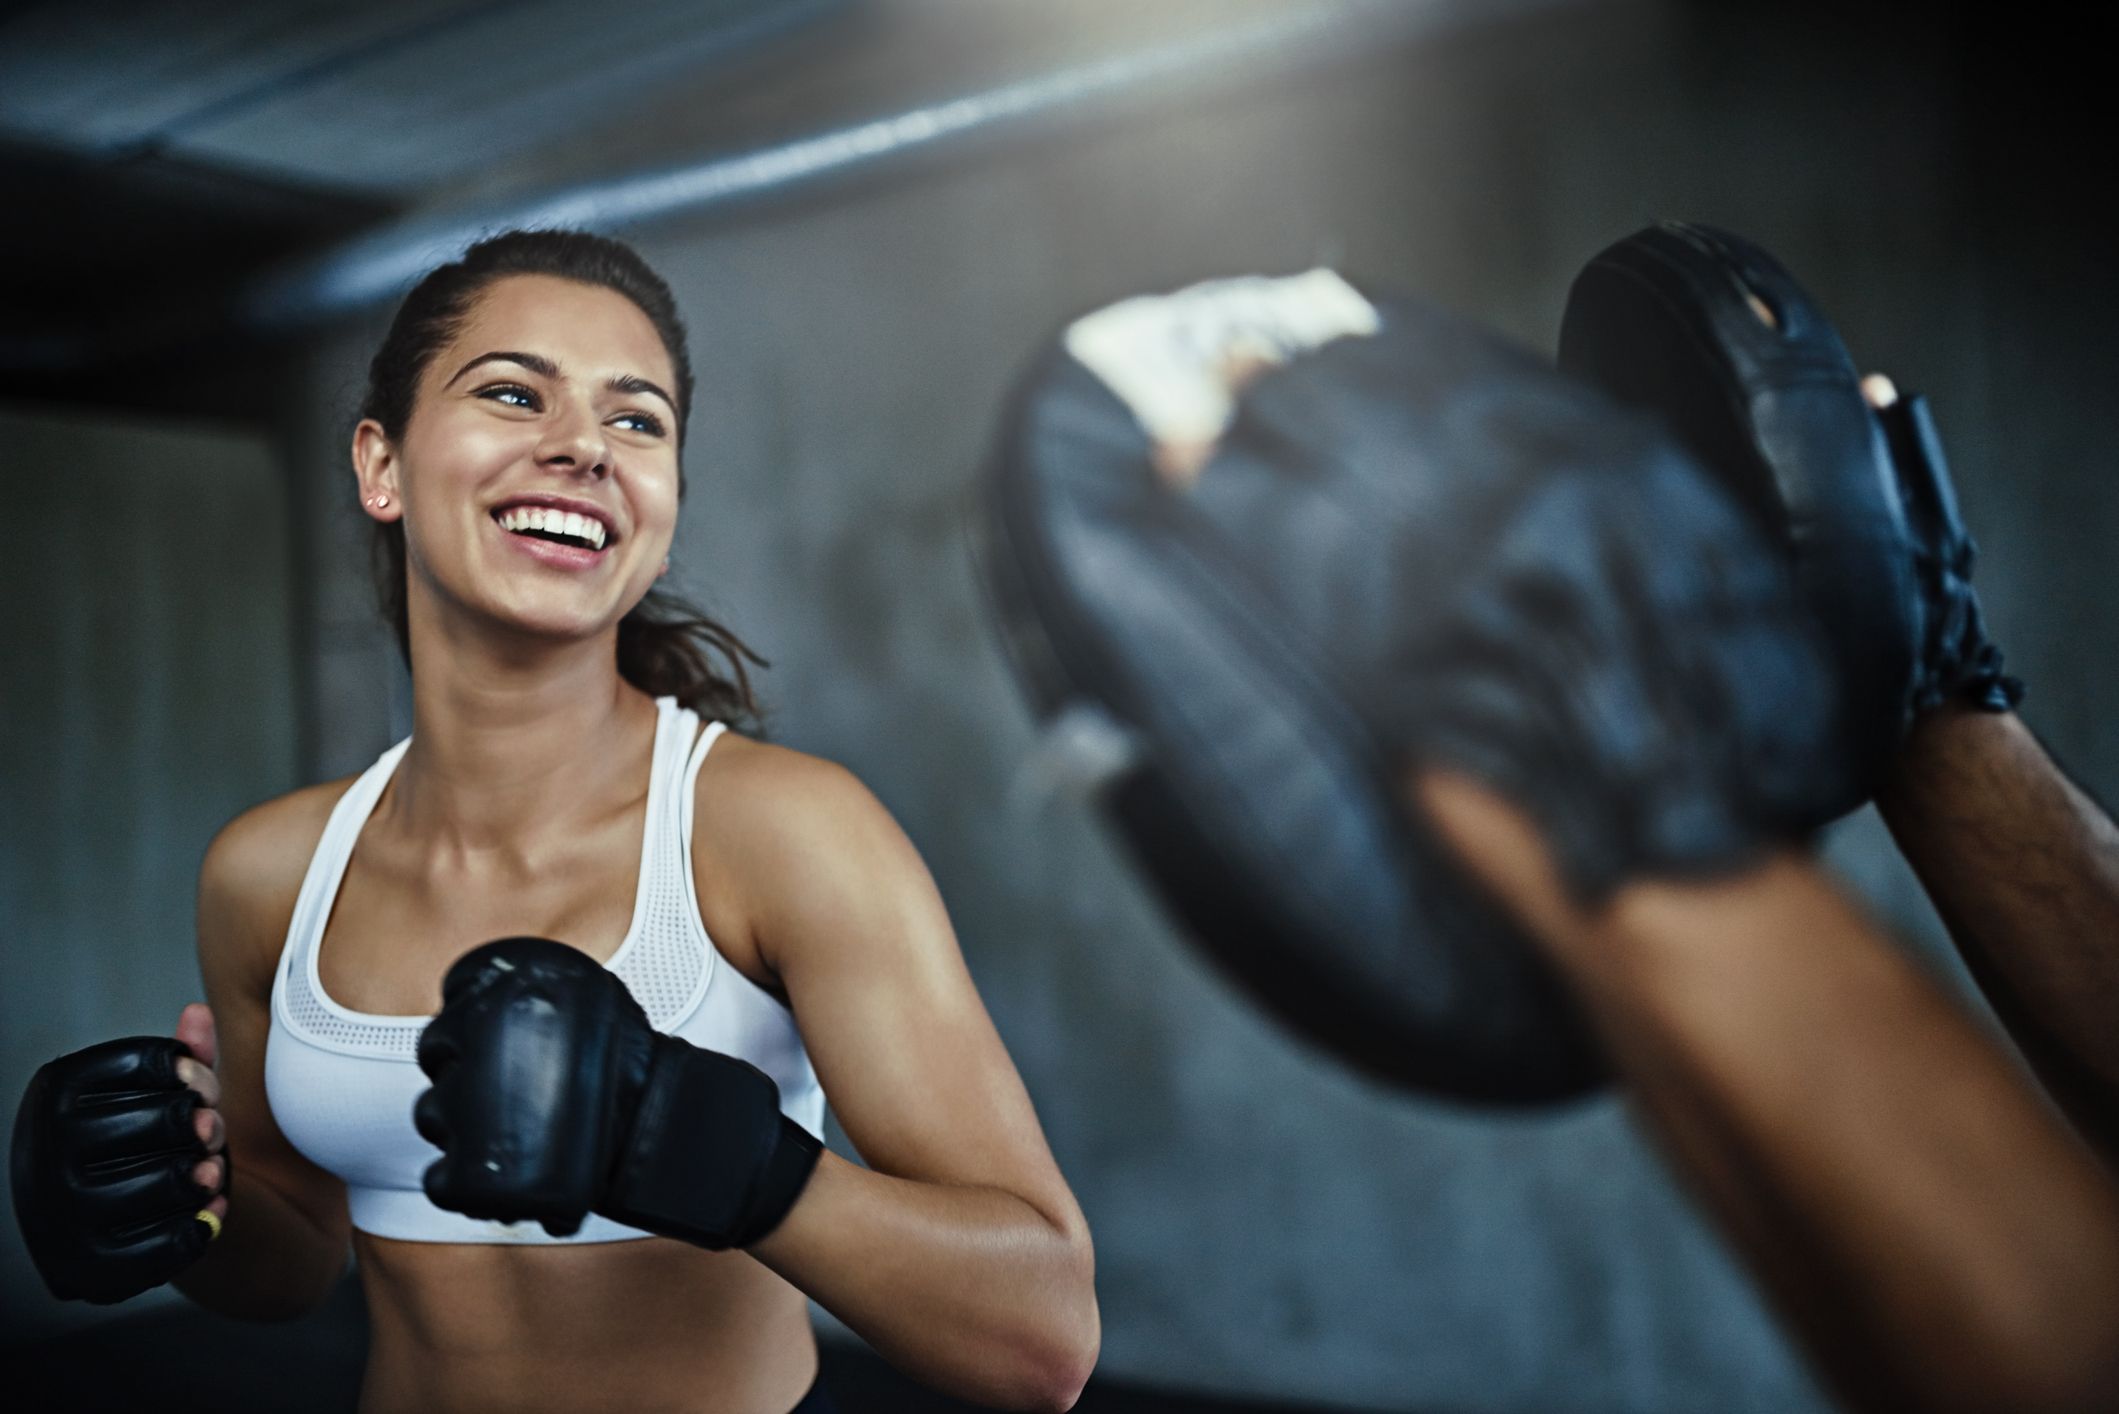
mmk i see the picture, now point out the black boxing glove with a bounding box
[414,937,821,1248]
[1173,298,1843,901]
[12,1037,226,1304]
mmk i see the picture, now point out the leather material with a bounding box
[416,937,816,1248]
[979,284,1839,1103]
[1188,309,1844,898]
[11,1037,222,1304]
[1871,390,2023,716]
[1560,222,2020,818]
[602,1038,822,1250]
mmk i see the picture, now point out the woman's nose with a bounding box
[535,405,610,478]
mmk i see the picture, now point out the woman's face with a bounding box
[359,273,684,651]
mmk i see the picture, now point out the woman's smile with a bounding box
[488,510,613,571]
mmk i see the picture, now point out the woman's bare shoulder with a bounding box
[689,732,914,929]
[690,732,963,991]
[693,732,880,843]
[197,776,363,973]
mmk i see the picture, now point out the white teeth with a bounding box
[495,505,607,549]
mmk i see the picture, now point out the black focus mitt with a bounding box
[1560,221,2022,819]
[979,272,1842,1104]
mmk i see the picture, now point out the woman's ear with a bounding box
[352,418,404,522]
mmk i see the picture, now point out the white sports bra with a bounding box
[264,697,825,1244]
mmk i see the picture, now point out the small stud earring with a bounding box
[371,494,391,509]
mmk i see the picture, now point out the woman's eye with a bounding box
[612,410,666,437]
[476,383,539,410]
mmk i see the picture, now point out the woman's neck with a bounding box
[390,624,658,860]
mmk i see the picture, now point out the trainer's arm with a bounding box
[171,809,352,1320]
[701,745,1098,1413]
[1876,706,2119,1151]
[1416,769,2119,1414]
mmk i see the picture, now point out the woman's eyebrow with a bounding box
[446,350,558,386]
[446,350,674,418]
[607,373,677,417]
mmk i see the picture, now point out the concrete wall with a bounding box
[17,1,2114,1408]
[1,407,299,1340]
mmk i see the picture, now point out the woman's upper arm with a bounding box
[698,744,1085,1237]
[195,793,350,1244]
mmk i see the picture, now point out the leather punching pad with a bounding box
[976,275,1609,1105]
[1559,221,1921,818]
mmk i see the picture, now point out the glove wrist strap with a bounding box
[602,1036,820,1250]
[736,1116,823,1248]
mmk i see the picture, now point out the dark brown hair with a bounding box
[360,229,763,727]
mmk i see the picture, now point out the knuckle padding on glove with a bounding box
[69,1086,202,1166]
[418,940,632,1232]
[410,1084,452,1149]
[86,1151,210,1211]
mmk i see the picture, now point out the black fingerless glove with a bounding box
[11,1038,225,1304]
[415,938,820,1249]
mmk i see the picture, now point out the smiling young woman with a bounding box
[147,231,1098,1413]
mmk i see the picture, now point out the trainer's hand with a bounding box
[414,938,820,1248]
[1412,769,1595,958]
[1560,222,2020,821]
[11,1011,230,1304]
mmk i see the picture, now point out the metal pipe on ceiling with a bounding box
[237,0,1580,332]
[6,0,1584,371]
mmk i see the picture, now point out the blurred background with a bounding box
[2,1,2113,1409]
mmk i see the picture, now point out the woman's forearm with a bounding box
[748,1152,1098,1412]
[172,1169,348,1321]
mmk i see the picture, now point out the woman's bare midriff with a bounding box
[354,1229,817,1414]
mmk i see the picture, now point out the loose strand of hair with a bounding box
[617,588,769,731]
